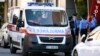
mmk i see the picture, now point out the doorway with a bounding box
[0,2,4,28]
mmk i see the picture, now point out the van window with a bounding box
[9,10,13,24]
[12,15,18,24]
[25,9,68,27]
[19,11,23,20]
[12,9,20,24]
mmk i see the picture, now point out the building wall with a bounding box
[58,0,66,9]
[66,0,76,17]
[4,0,8,22]
[52,0,56,6]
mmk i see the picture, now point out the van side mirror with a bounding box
[81,34,86,42]
[17,19,24,27]
[16,19,24,31]
[87,38,93,41]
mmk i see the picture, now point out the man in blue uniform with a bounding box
[89,14,97,32]
[79,15,89,38]
[69,16,75,48]
[70,13,80,47]
[72,13,80,44]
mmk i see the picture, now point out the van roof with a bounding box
[8,6,65,11]
[21,2,65,11]
[24,6,65,10]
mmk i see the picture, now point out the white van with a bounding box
[7,2,73,56]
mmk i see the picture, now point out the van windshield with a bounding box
[25,9,68,26]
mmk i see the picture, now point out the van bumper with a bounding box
[24,35,73,53]
[27,44,71,52]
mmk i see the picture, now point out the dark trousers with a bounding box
[71,29,76,48]
[80,29,87,36]
[80,29,87,41]
[90,27,95,32]
[75,28,79,36]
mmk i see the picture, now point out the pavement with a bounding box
[0,46,66,56]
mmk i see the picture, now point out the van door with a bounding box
[16,10,24,48]
[11,9,20,46]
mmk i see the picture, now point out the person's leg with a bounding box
[90,27,95,32]
[81,29,87,42]
[81,29,86,42]
[75,28,79,44]
[71,29,76,48]
[80,29,84,37]
[85,29,87,37]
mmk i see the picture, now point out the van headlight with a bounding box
[30,36,38,43]
[27,26,35,33]
[27,35,38,46]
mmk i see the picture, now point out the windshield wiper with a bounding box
[41,24,66,27]
[32,22,40,25]
[28,22,40,26]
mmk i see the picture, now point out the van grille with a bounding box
[39,37,63,43]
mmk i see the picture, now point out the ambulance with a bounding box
[7,2,73,56]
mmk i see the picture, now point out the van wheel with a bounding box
[65,52,71,56]
[10,41,17,54]
[73,50,78,56]
[49,52,54,55]
[22,51,28,56]
[22,47,28,56]
[1,37,8,48]
[22,41,28,56]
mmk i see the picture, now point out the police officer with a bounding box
[72,13,80,44]
[69,16,75,48]
[79,15,89,38]
[89,14,97,32]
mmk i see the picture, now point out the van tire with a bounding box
[1,37,8,48]
[10,41,17,54]
[65,52,71,56]
[22,51,28,56]
[49,52,54,55]
[22,40,28,56]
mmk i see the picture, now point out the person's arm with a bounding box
[79,21,82,30]
[94,18,97,26]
